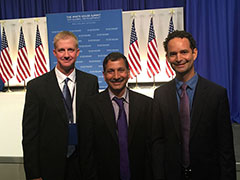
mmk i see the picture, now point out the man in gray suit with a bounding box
[22,31,99,180]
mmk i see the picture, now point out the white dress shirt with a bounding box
[55,68,77,123]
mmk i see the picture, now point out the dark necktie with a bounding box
[63,78,73,123]
[63,78,75,157]
[179,83,190,168]
[113,97,130,180]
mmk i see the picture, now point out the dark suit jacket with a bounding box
[152,75,236,180]
[79,89,152,180]
[22,69,99,180]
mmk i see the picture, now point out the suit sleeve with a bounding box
[144,98,154,180]
[22,82,41,179]
[151,89,165,180]
[89,75,99,95]
[79,98,98,180]
[217,89,236,180]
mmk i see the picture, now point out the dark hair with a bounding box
[163,30,197,53]
[103,52,129,72]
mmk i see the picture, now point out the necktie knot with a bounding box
[64,77,70,85]
[113,97,124,109]
[63,77,73,123]
[181,83,187,90]
[63,78,72,100]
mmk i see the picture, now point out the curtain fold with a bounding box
[0,0,185,19]
[185,0,240,123]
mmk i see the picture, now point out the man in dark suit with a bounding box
[152,30,236,180]
[22,31,99,180]
[79,52,152,180]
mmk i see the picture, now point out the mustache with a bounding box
[110,78,124,83]
[171,60,188,66]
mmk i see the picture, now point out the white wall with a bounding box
[0,91,25,156]
[0,88,155,157]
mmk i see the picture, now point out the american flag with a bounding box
[165,16,175,79]
[34,25,48,77]
[16,26,31,83]
[0,27,14,83]
[128,19,141,79]
[146,17,160,78]
[168,16,174,33]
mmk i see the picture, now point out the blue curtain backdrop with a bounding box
[185,0,240,123]
[0,0,239,123]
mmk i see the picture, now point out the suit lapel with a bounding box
[128,90,139,146]
[98,90,119,144]
[190,76,208,138]
[76,70,86,118]
[46,70,68,125]
[168,80,182,139]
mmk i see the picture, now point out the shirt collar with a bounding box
[175,72,198,90]
[55,68,76,84]
[108,87,129,104]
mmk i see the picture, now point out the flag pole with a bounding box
[152,75,156,89]
[169,9,175,16]
[135,76,139,89]
[24,80,26,91]
[34,18,39,24]
[6,81,11,92]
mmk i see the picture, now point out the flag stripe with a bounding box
[165,15,175,78]
[128,55,139,75]
[165,67,170,78]
[128,44,141,74]
[16,26,31,83]
[34,25,48,77]
[147,17,160,78]
[1,50,12,76]
[0,27,14,83]
[166,60,174,76]
[36,46,47,72]
[127,19,141,79]
[18,48,31,77]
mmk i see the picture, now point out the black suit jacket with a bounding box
[79,89,152,180]
[22,69,99,180]
[152,75,236,180]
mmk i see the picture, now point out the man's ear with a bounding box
[102,71,106,82]
[53,49,57,57]
[193,48,198,61]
